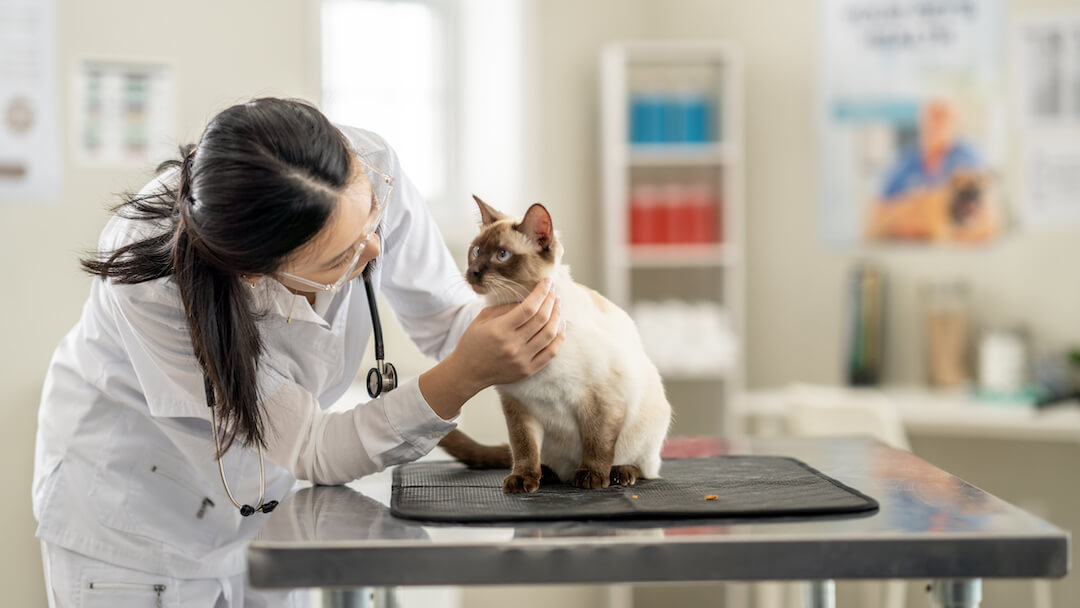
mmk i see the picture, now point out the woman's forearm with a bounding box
[418,350,488,420]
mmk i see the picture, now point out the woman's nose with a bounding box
[356,234,382,275]
[364,234,382,263]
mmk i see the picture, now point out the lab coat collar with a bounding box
[257,278,340,328]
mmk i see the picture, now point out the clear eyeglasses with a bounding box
[277,157,393,292]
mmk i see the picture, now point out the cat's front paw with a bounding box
[572,468,610,489]
[610,464,642,486]
[503,472,541,494]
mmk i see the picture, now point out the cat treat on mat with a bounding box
[439,196,673,494]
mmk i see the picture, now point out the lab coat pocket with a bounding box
[81,566,177,608]
[83,581,171,608]
[97,445,241,559]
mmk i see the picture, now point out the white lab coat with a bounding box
[32,127,483,579]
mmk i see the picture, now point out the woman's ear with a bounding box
[518,203,554,250]
[473,195,506,226]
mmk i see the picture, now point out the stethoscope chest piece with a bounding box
[367,361,397,398]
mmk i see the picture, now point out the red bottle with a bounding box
[662,183,691,244]
[629,184,660,244]
[686,184,718,243]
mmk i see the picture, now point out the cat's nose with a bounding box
[468,268,483,282]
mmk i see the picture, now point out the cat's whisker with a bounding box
[488,276,528,301]
[488,281,516,306]
[505,281,530,300]
[490,282,522,306]
[485,277,509,295]
[480,277,505,298]
[497,283,522,305]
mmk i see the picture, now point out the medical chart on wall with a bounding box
[73,60,174,167]
[1014,15,1080,228]
[0,0,60,204]
[819,0,1005,247]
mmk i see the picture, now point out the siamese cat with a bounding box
[439,196,672,493]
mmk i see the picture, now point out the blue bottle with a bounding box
[630,93,665,143]
[664,93,688,143]
[684,93,710,143]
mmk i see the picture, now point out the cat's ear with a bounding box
[473,195,506,226]
[518,203,554,250]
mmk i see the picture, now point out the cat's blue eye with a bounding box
[496,249,512,262]
[471,246,480,259]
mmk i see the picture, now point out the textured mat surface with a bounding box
[391,457,878,522]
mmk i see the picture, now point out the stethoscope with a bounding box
[362,268,398,399]
[207,268,397,516]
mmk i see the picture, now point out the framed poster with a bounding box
[1014,15,1080,229]
[0,0,60,204]
[72,59,174,167]
[819,0,1005,246]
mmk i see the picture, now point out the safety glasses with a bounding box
[277,157,393,292]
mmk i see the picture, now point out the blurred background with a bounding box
[2,0,1079,606]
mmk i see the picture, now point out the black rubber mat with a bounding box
[391,457,878,522]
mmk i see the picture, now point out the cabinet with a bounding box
[600,41,744,436]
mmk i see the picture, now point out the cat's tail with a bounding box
[438,429,512,469]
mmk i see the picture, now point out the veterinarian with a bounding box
[32,97,565,607]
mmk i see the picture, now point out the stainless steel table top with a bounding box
[248,436,1070,588]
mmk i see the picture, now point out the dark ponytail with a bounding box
[81,98,356,453]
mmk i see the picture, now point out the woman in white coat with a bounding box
[32,97,564,606]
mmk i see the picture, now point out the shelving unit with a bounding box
[600,41,744,437]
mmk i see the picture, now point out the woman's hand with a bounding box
[419,278,565,420]
[455,277,565,389]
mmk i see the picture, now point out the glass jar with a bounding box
[923,281,971,388]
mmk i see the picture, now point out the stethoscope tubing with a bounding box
[363,269,385,362]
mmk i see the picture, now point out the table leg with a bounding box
[323,588,399,608]
[928,579,982,608]
[803,580,835,608]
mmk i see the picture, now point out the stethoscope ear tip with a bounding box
[240,500,279,517]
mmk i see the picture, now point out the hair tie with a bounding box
[181,146,198,208]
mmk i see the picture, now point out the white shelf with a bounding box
[741,386,1080,444]
[601,41,745,437]
[628,142,737,166]
[628,243,735,267]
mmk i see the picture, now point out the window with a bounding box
[320,0,524,245]
[320,0,454,215]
